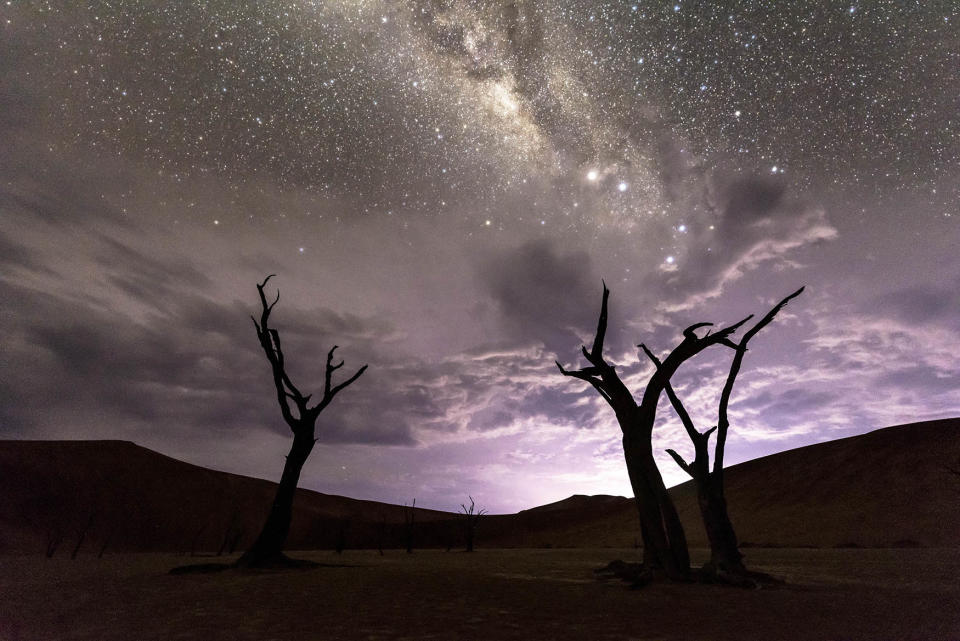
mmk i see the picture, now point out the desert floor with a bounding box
[1,547,958,640]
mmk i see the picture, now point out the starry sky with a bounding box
[2,1,958,513]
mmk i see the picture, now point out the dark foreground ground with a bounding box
[1,548,958,641]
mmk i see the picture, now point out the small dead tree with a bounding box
[643,287,803,582]
[189,522,208,557]
[70,511,96,560]
[334,520,349,554]
[44,527,63,559]
[237,275,367,568]
[376,515,386,556]
[557,282,750,581]
[217,511,244,557]
[97,530,113,558]
[403,499,416,554]
[460,496,486,552]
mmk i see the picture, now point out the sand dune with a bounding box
[1,418,957,555]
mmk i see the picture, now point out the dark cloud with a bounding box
[714,175,788,224]
[876,365,960,396]
[0,250,418,446]
[95,235,214,304]
[869,281,960,329]
[649,172,836,311]
[0,231,54,275]
[732,386,839,421]
[477,239,600,355]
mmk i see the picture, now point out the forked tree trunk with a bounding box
[237,434,315,566]
[623,435,689,577]
[653,287,804,583]
[557,283,751,582]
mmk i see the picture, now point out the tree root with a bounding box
[595,560,784,589]
[169,553,320,575]
[168,562,232,575]
[232,552,320,570]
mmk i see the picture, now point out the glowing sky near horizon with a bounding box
[1,1,958,513]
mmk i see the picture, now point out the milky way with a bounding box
[2,1,958,511]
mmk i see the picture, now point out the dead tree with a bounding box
[334,520,349,554]
[70,511,96,560]
[236,275,367,568]
[376,515,386,556]
[217,511,244,557]
[97,531,113,558]
[403,499,416,553]
[460,496,487,552]
[189,522,208,557]
[44,527,63,559]
[643,287,803,582]
[557,282,751,580]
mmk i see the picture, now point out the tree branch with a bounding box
[556,283,638,421]
[252,275,368,433]
[589,280,610,362]
[640,344,699,444]
[714,287,804,476]
[666,449,693,478]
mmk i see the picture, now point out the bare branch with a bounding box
[714,287,805,476]
[637,343,659,366]
[255,274,278,329]
[710,314,754,343]
[328,364,368,399]
[666,449,693,478]
[682,322,714,340]
[556,361,612,402]
[640,344,699,443]
[740,286,805,348]
[589,281,610,361]
[324,346,340,396]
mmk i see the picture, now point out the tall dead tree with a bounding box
[236,275,367,568]
[643,287,803,582]
[460,496,486,552]
[403,499,416,554]
[557,282,751,580]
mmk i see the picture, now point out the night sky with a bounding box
[2,1,958,513]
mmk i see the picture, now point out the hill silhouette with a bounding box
[1,418,957,555]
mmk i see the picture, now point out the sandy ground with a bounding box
[1,548,958,641]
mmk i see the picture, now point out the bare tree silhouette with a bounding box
[643,287,803,584]
[44,526,63,559]
[236,275,367,568]
[460,496,486,552]
[403,499,416,554]
[217,509,245,557]
[557,282,751,581]
[70,511,96,560]
[334,519,349,554]
[376,514,386,556]
[188,521,208,557]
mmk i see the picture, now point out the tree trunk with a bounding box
[697,480,745,575]
[623,434,690,579]
[236,433,314,567]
